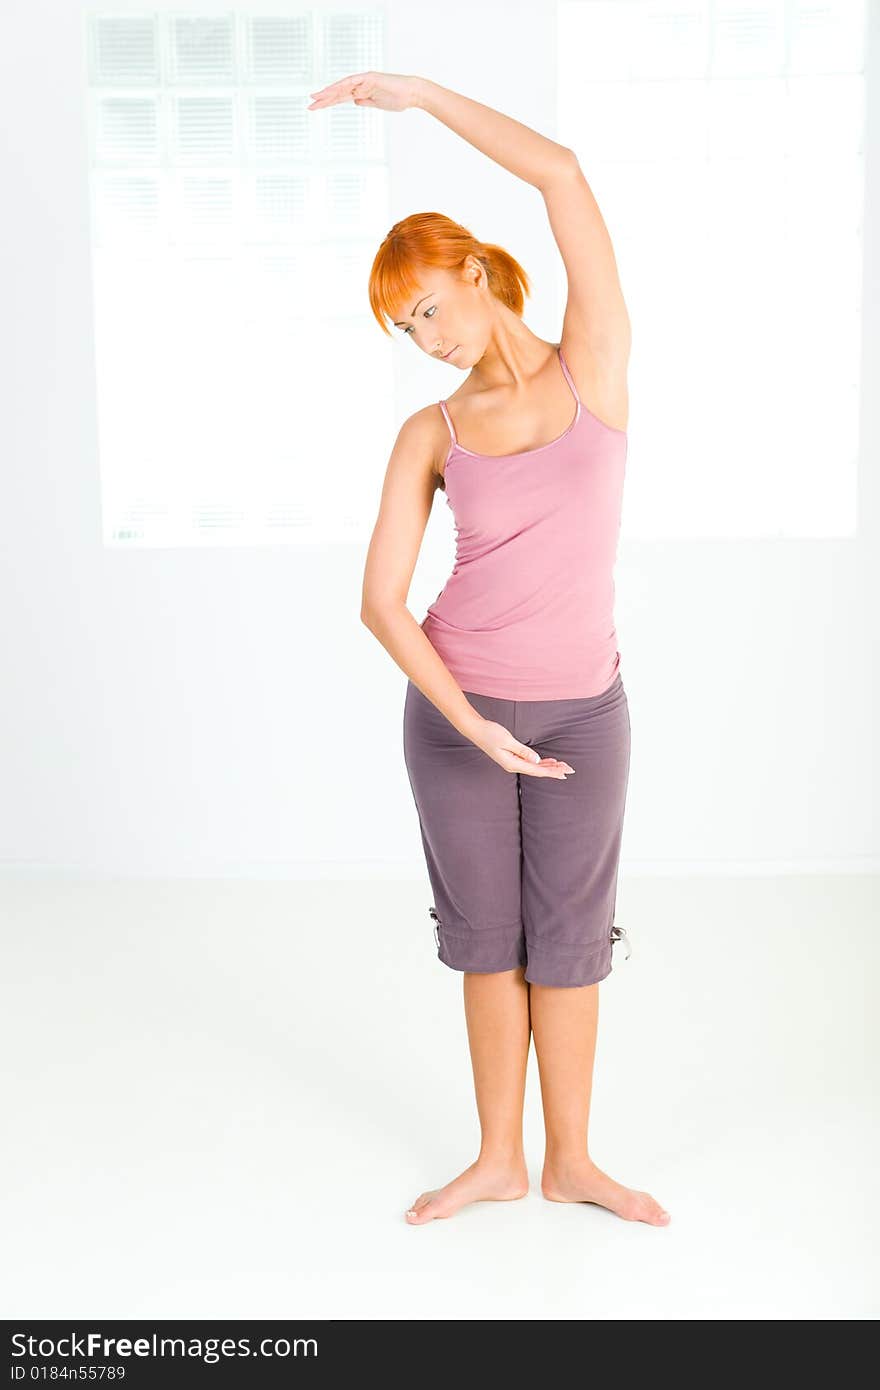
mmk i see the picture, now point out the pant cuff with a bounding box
[524,936,613,988]
[435,918,527,974]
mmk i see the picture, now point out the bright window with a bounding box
[558,0,867,537]
[85,6,390,547]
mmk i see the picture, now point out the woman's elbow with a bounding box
[360,596,402,630]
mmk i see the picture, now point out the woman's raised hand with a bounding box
[307,72,419,113]
[471,719,575,780]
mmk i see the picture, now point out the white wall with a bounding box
[1,0,877,878]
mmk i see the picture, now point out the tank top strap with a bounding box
[556,345,582,405]
[438,399,458,446]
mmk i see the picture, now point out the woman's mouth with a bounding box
[441,346,458,360]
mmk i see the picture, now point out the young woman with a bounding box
[308,73,669,1228]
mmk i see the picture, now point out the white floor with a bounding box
[1,873,877,1321]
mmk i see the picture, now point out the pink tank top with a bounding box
[420,346,627,700]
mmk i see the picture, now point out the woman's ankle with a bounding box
[477,1144,527,1168]
[543,1144,593,1168]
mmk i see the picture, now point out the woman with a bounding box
[309,72,669,1228]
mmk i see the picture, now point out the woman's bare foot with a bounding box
[541,1156,670,1226]
[405,1155,529,1224]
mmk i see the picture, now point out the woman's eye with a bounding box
[401,305,436,336]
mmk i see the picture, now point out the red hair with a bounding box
[368,211,532,337]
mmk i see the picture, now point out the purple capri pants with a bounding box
[402,670,632,988]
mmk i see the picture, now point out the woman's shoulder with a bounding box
[396,403,453,489]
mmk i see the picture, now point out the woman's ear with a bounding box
[465,253,484,288]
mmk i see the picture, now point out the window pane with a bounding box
[558,0,867,537]
[85,6,390,548]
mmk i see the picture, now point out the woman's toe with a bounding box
[405,1192,438,1222]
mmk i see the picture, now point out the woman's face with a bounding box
[391,258,491,367]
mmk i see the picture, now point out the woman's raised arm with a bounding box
[308,72,629,352]
[308,72,571,191]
